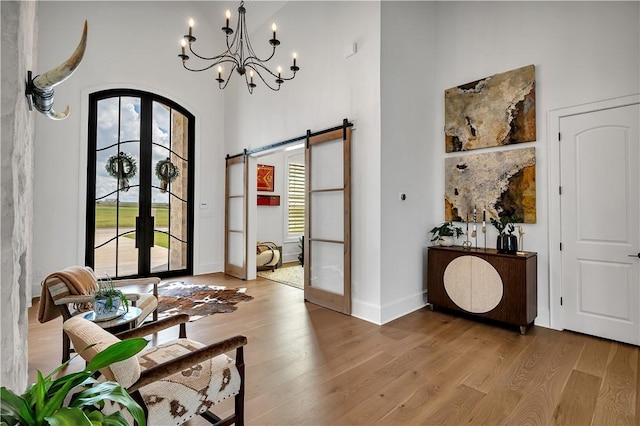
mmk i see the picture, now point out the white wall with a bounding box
[380,1,437,323]
[255,148,304,264]
[225,1,383,322]
[256,151,284,245]
[27,1,640,329]
[32,1,226,295]
[430,1,640,327]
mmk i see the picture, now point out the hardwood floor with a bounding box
[28,273,640,425]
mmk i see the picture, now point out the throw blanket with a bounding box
[38,266,98,323]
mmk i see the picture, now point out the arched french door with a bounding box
[85,89,194,279]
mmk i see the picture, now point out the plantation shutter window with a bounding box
[288,162,305,235]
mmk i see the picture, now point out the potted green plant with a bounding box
[93,278,129,320]
[429,222,463,246]
[0,338,148,426]
[490,215,520,254]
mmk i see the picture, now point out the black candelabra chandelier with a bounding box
[178,1,299,94]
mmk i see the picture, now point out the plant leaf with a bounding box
[45,406,93,426]
[98,411,133,426]
[40,372,92,423]
[86,338,147,373]
[72,382,146,426]
[0,386,36,424]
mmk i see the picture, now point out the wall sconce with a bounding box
[25,20,87,120]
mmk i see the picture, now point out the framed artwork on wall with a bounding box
[257,164,274,192]
[444,147,536,223]
[445,64,536,153]
[257,195,280,206]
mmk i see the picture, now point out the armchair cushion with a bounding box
[63,315,141,388]
[136,339,241,424]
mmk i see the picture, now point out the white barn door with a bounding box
[560,103,640,345]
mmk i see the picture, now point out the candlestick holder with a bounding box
[481,226,486,251]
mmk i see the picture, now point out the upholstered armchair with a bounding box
[38,265,159,363]
[256,241,281,271]
[63,314,247,425]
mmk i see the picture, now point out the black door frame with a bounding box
[85,89,195,278]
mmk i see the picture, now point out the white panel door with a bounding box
[560,104,640,345]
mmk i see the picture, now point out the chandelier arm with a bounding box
[247,60,297,82]
[182,62,223,73]
[242,47,277,67]
[219,62,237,90]
[182,52,241,72]
[187,43,235,62]
[246,64,281,91]
[242,27,277,64]
[242,72,254,94]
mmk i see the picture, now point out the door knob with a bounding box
[628,253,640,258]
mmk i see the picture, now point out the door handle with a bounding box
[628,253,640,258]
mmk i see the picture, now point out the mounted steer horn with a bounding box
[25,20,88,120]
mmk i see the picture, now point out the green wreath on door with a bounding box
[105,152,137,192]
[155,157,180,193]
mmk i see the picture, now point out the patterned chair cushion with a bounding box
[135,338,241,425]
[63,316,141,388]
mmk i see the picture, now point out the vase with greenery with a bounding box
[0,338,148,426]
[429,222,463,246]
[490,215,520,254]
[93,278,128,320]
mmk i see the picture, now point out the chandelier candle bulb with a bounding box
[216,66,224,83]
[188,18,194,37]
[272,23,277,40]
[226,10,230,28]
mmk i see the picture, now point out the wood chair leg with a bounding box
[235,347,245,426]
[62,331,71,364]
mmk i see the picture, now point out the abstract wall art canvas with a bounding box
[445,147,536,223]
[445,64,536,152]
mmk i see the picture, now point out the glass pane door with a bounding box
[92,96,141,278]
[304,124,352,314]
[87,90,194,279]
[150,102,189,273]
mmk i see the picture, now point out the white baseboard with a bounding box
[195,262,222,275]
[352,290,428,325]
[380,290,428,324]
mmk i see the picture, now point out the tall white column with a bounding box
[0,0,37,392]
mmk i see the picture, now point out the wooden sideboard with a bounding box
[427,246,537,334]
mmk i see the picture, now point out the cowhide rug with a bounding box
[156,281,253,321]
